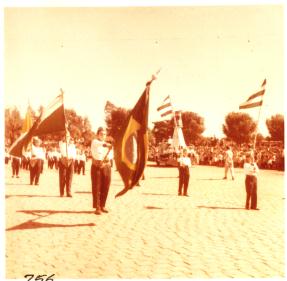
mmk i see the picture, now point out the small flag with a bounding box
[157,95,173,117]
[9,93,66,157]
[21,105,33,134]
[114,77,155,198]
[239,79,266,109]
[8,115,42,157]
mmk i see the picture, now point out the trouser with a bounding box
[178,166,190,195]
[53,157,59,170]
[59,161,74,196]
[78,160,85,175]
[74,160,79,173]
[91,164,111,209]
[48,158,54,169]
[12,158,20,176]
[30,159,42,185]
[224,162,234,178]
[245,175,257,209]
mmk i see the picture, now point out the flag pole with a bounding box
[60,88,69,158]
[253,80,266,151]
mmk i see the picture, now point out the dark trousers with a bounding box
[245,175,257,209]
[74,160,79,173]
[178,166,190,195]
[78,160,85,175]
[91,164,111,209]
[30,159,42,185]
[59,161,74,196]
[12,158,20,176]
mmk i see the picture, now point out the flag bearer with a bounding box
[58,132,77,197]
[90,127,112,215]
[29,137,44,185]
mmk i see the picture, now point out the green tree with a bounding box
[223,112,256,144]
[64,109,94,145]
[151,119,173,144]
[181,111,205,145]
[104,100,130,140]
[5,107,23,146]
[266,114,284,142]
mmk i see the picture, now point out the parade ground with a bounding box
[5,161,285,279]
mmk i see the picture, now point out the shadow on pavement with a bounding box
[197,206,246,210]
[6,221,96,231]
[144,206,164,210]
[6,209,96,231]
[6,194,61,199]
[149,176,178,179]
[142,192,175,196]
[5,183,32,186]
[75,191,91,194]
[196,178,224,181]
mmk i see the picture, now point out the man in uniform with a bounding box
[58,132,76,197]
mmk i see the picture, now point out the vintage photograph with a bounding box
[3,1,285,279]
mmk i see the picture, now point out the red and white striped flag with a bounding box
[157,95,173,117]
[239,79,266,109]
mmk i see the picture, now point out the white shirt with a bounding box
[244,162,259,177]
[31,145,45,160]
[59,141,77,159]
[225,149,233,163]
[91,139,111,161]
[178,156,192,167]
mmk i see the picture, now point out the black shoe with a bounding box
[35,183,39,186]
[223,177,227,180]
[183,194,189,197]
[251,208,260,210]
[178,192,182,196]
[67,194,72,197]
[95,209,101,215]
[101,207,109,213]
[16,175,20,178]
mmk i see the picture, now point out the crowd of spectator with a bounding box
[150,140,284,171]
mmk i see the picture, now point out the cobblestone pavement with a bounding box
[5,161,285,279]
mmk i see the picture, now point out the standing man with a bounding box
[244,153,259,210]
[30,137,44,185]
[178,148,192,196]
[58,132,77,197]
[11,156,21,178]
[223,146,235,180]
[90,127,112,215]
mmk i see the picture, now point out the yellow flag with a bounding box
[22,106,33,133]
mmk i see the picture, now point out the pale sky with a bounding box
[3,1,285,138]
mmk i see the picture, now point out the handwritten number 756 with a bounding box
[24,274,55,281]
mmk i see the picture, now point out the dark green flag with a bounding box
[114,78,155,197]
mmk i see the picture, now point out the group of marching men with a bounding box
[6,128,114,215]
[5,137,88,185]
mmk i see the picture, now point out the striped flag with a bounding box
[157,95,173,117]
[239,79,266,109]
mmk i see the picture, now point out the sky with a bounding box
[3,1,285,138]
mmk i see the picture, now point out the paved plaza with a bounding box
[5,161,285,279]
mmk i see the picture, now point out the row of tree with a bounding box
[104,101,284,145]
[5,103,284,148]
[5,107,95,147]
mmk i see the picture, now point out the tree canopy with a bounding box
[223,112,256,144]
[266,114,284,142]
